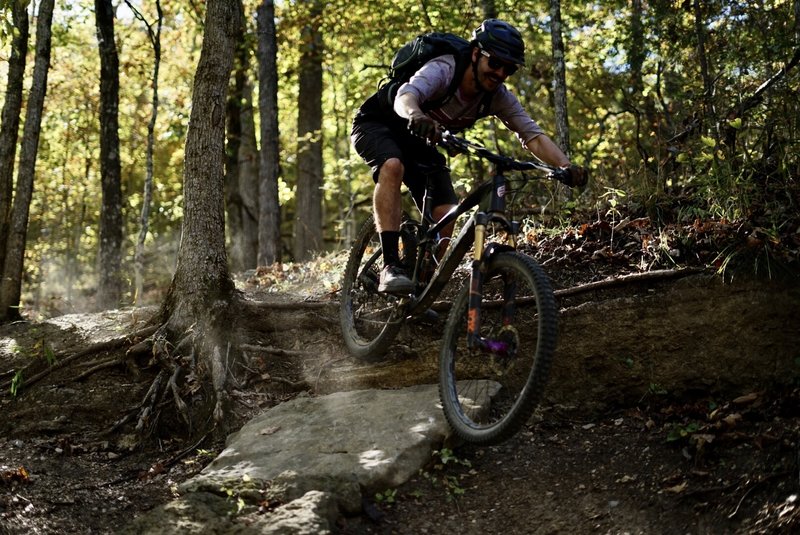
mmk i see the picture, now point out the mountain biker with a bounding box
[351,19,588,294]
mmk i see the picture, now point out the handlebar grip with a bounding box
[551,167,572,185]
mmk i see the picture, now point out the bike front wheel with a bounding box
[439,251,558,445]
[339,215,415,360]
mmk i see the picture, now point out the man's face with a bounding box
[472,48,518,92]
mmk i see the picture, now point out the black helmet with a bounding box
[471,19,525,66]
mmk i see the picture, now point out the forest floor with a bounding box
[1,206,799,534]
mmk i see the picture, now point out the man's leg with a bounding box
[374,158,413,293]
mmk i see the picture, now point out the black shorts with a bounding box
[351,116,457,211]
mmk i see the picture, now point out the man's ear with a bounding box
[471,46,480,63]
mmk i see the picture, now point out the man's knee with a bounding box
[378,158,404,186]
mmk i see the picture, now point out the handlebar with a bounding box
[438,131,571,184]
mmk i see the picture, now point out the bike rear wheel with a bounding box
[439,251,558,445]
[339,215,415,360]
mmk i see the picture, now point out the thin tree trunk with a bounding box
[225,11,259,272]
[693,0,712,99]
[0,0,54,322]
[95,0,124,310]
[239,77,260,269]
[549,0,570,156]
[257,0,282,266]
[293,2,324,261]
[629,0,645,97]
[481,0,497,18]
[0,1,29,275]
[126,0,163,306]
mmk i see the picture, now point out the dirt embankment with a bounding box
[1,274,799,534]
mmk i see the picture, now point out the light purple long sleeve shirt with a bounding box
[396,55,544,146]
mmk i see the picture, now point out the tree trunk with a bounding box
[257,0,282,266]
[693,0,711,97]
[239,77,260,269]
[549,0,570,156]
[481,0,497,19]
[134,0,244,433]
[0,1,29,274]
[95,0,124,310]
[164,0,240,324]
[128,0,163,306]
[629,0,645,96]
[0,0,54,323]
[293,2,324,261]
[225,12,260,273]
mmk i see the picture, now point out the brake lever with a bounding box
[439,131,468,156]
[549,166,571,185]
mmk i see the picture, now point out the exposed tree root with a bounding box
[68,357,123,382]
[0,325,158,393]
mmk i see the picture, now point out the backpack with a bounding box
[376,32,493,118]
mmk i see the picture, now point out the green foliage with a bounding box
[666,421,700,443]
[374,488,397,505]
[9,369,23,397]
[1,0,797,314]
[417,448,472,500]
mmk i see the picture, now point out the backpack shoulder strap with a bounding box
[422,48,496,119]
[420,46,472,112]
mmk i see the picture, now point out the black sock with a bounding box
[379,231,401,267]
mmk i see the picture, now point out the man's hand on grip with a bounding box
[407,112,440,144]
[561,165,589,188]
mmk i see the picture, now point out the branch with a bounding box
[553,268,706,299]
[240,344,313,357]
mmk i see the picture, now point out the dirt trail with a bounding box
[1,277,798,534]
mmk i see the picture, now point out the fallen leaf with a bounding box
[732,393,758,405]
[0,466,30,484]
[665,481,688,493]
[723,413,742,427]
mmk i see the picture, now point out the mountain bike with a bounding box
[340,132,568,445]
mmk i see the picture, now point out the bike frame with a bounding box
[400,133,562,350]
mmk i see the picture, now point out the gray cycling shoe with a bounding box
[378,264,414,294]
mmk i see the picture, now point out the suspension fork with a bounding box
[466,172,518,352]
[466,213,488,350]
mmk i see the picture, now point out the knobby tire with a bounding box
[339,215,414,360]
[438,252,558,445]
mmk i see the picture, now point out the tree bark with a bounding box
[162,0,240,325]
[293,2,324,261]
[549,0,570,156]
[0,1,29,274]
[95,0,124,310]
[0,0,54,322]
[257,0,282,266]
[225,14,246,272]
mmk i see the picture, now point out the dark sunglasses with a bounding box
[480,49,519,76]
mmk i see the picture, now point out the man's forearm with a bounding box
[525,134,570,167]
[394,92,424,119]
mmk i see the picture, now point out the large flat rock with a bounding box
[128,384,483,534]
